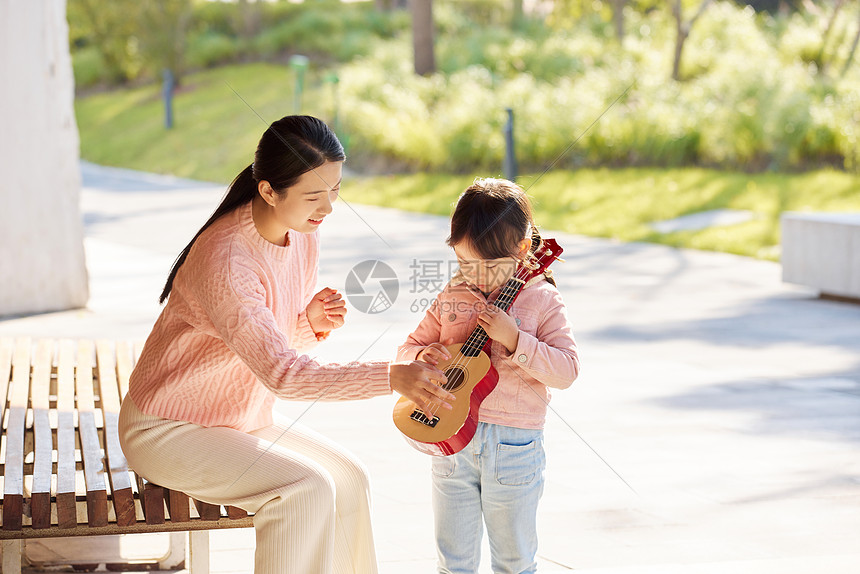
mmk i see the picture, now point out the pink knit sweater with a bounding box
[128,202,391,432]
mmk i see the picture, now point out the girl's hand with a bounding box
[306,287,347,337]
[477,304,520,353]
[390,361,455,415]
[416,339,454,366]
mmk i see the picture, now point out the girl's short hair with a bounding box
[447,178,534,259]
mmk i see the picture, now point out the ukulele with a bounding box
[392,234,563,456]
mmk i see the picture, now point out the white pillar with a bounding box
[0,0,89,316]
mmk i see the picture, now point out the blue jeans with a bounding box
[431,423,546,574]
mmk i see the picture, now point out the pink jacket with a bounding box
[397,274,579,430]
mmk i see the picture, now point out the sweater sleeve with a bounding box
[397,298,443,361]
[496,286,580,389]
[191,244,391,401]
[292,311,322,352]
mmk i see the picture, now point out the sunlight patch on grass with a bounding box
[344,168,860,261]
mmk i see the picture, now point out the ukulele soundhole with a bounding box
[442,366,466,392]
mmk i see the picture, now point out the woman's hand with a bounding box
[306,287,347,338]
[389,361,455,415]
[477,304,519,353]
[416,339,454,366]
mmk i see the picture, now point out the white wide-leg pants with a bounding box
[118,397,378,574]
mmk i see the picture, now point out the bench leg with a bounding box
[158,533,188,570]
[1,540,22,574]
[188,531,210,574]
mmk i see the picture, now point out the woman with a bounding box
[118,115,454,574]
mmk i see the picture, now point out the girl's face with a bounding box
[453,240,522,293]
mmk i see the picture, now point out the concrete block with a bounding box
[781,212,860,299]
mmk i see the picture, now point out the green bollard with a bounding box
[290,55,309,114]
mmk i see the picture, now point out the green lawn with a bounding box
[76,63,336,185]
[344,169,860,261]
[76,63,860,261]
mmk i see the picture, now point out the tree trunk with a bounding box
[237,0,262,39]
[412,0,436,76]
[671,0,713,81]
[512,0,524,27]
[672,0,685,80]
[611,0,625,41]
[841,6,860,77]
[817,0,846,74]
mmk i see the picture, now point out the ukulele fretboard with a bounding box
[460,276,525,356]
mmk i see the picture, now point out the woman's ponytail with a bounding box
[158,115,346,304]
[159,164,256,303]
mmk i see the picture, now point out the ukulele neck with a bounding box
[460,276,525,357]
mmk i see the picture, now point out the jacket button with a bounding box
[517,354,528,363]
[515,318,522,326]
[448,313,457,322]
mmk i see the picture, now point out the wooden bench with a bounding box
[0,337,254,573]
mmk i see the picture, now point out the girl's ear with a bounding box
[516,237,531,259]
[258,180,277,207]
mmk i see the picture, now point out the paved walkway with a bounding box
[2,162,859,573]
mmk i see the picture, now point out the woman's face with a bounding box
[272,160,343,235]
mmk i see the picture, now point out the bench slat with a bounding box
[193,499,222,521]
[119,342,170,527]
[2,338,30,531]
[166,489,190,522]
[30,340,54,529]
[55,340,78,528]
[75,340,108,527]
[115,341,134,402]
[96,341,136,527]
[0,339,14,528]
[137,474,165,525]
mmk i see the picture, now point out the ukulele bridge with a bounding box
[410,409,439,427]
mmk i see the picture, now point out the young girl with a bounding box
[397,178,580,574]
[118,115,454,574]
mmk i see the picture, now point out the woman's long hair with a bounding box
[159,116,345,303]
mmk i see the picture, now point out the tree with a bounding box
[842,6,860,77]
[816,0,846,73]
[236,0,263,41]
[671,0,714,81]
[68,0,139,83]
[513,0,524,27]
[412,0,436,76]
[135,0,194,86]
[610,0,627,41]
